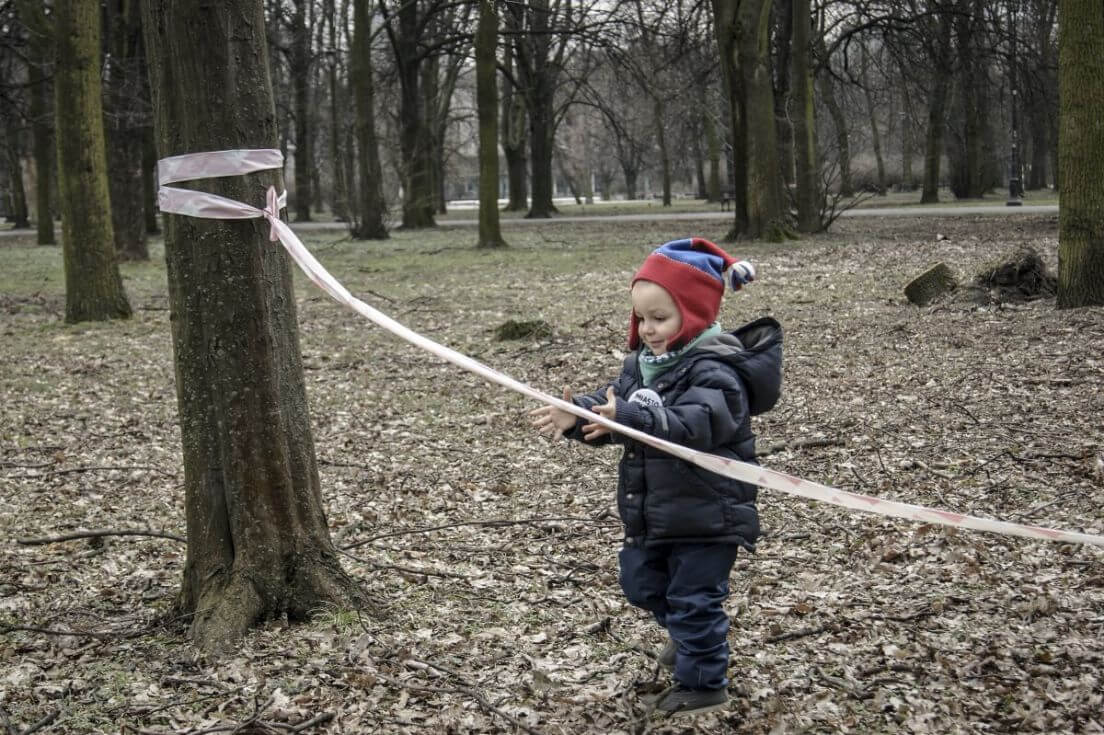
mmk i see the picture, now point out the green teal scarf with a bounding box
[638,323,722,387]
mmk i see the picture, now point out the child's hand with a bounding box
[530,387,578,440]
[582,387,617,441]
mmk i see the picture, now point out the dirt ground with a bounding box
[1,213,1102,734]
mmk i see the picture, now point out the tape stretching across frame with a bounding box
[156,148,1104,550]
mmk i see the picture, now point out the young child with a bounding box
[531,237,782,716]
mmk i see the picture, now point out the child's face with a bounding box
[631,280,682,356]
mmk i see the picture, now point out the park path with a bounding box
[0,203,1058,238]
[294,203,1059,230]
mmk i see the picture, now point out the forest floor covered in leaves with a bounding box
[1,213,1102,734]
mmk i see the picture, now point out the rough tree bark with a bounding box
[352,0,389,239]
[949,0,983,199]
[382,0,436,228]
[104,0,149,260]
[291,0,314,221]
[921,6,954,204]
[505,0,568,219]
[1057,0,1104,307]
[140,0,363,653]
[55,0,131,322]
[711,0,748,236]
[326,0,349,222]
[476,0,506,248]
[792,0,819,231]
[3,133,30,230]
[500,38,529,212]
[17,0,55,243]
[714,0,788,241]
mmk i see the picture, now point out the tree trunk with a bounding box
[4,137,30,229]
[291,0,313,221]
[1027,0,1058,190]
[391,0,436,228]
[773,0,794,190]
[860,47,886,196]
[476,0,506,248]
[792,0,818,231]
[623,166,639,201]
[721,0,786,241]
[327,0,349,221]
[1057,0,1104,308]
[509,0,559,219]
[142,128,160,234]
[20,0,55,244]
[711,0,748,237]
[949,0,983,200]
[705,111,721,202]
[500,37,528,212]
[351,0,389,239]
[920,10,953,204]
[105,0,149,261]
[55,0,131,322]
[527,102,557,218]
[141,0,363,654]
[422,52,445,214]
[816,38,852,198]
[900,72,915,190]
[654,98,671,207]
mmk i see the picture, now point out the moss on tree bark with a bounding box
[1057,0,1104,308]
[54,0,131,323]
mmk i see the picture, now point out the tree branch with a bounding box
[16,528,184,546]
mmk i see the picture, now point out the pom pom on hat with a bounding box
[629,237,753,351]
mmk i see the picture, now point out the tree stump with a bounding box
[904,263,958,305]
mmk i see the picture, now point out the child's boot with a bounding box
[654,685,728,716]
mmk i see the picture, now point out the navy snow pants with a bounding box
[619,542,740,690]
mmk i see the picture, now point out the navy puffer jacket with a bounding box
[567,317,782,551]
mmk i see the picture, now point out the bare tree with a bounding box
[712,0,788,240]
[141,0,364,652]
[15,0,54,243]
[475,0,506,247]
[55,0,131,322]
[104,0,149,260]
[792,0,819,231]
[352,0,389,239]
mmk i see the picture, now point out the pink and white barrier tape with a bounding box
[157,149,1104,550]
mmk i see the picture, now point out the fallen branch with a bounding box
[282,713,335,733]
[0,708,59,735]
[756,437,845,457]
[17,710,59,735]
[8,464,173,478]
[338,550,472,579]
[17,528,184,546]
[374,658,545,735]
[0,621,147,640]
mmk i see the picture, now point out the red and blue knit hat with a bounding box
[629,237,755,351]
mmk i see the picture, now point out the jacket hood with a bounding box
[692,317,783,416]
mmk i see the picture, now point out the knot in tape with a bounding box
[264,186,281,242]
